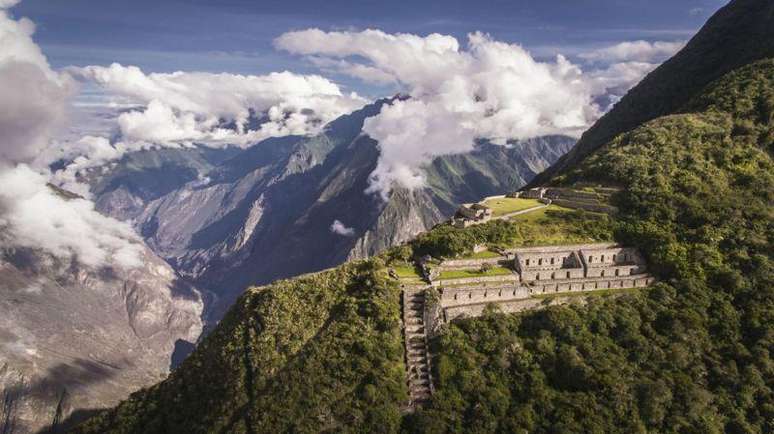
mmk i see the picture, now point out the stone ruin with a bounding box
[452,202,493,228]
[399,242,654,408]
[510,187,618,213]
[428,243,654,323]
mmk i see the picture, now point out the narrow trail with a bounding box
[402,287,432,408]
[495,200,552,221]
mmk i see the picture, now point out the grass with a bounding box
[437,266,514,280]
[464,250,502,259]
[392,265,423,280]
[504,205,615,248]
[530,286,641,300]
[482,197,541,216]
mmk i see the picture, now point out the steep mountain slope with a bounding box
[531,0,774,185]
[119,101,572,320]
[71,2,773,432]
[0,234,204,434]
[90,146,240,222]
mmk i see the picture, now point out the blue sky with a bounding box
[13,0,726,95]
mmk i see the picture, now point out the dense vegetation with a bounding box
[405,59,773,433]
[73,260,407,433]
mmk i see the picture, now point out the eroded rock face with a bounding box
[0,240,203,434]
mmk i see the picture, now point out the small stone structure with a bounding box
[511,187,547,199]
[452,203,493,228]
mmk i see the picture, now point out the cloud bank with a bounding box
[0,166,143,268]
[276,29,604,198]
[275,30,685,198]
[67,64,366,147]
[579,40,685,63]
[0,1,141,269]
[0,5,72,165]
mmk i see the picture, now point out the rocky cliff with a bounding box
[0,235,203,434]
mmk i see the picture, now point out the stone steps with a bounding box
[402,288,433,410]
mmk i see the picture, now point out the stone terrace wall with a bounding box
[445,298,553,322]
[431,273,519,287]
[439,275,654,309]
[506,242,618,255]
[441,285,531,307]
[585,264,647,278]
[521,267,585,281]
[438,257,507,270]
[551,198,618,214]
[526,275,654,295]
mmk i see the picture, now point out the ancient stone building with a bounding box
[514,248,585,281]
[579,246,646,278]
[425,243,655,324]
[513,187,546,199]
[452,203,493,228]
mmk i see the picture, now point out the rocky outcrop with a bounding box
[0,239,203,434]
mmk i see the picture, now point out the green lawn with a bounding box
[392,265,423,280]
[482,197,541,217]
[504,205,614,247]
[437,266,514,280]
[464,250,501,259]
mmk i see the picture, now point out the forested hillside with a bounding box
[404,58,774,433]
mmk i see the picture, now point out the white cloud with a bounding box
[0,165,143,269]
[0,0,20,10]
[0,7,73,165]
[67,63,366,148]
[330,220,355,236]
[277,29,600,198]
[579,40,685,64]
[44,135,128,197]
[0,2,141,270]
[276,30,688,198]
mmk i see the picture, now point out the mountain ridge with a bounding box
[530,0,774,186]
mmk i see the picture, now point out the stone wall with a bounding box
[579,247,644,267]
[521,267,585,281]
[438,257,507,270]
[551,198,618,214]
[441,285,531,307]
[506,242,618,256]
[439,275,654,308]
[584,264,647,278]
[431,273,519,287]
[440,275,655,321]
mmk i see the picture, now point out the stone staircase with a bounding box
[402,287,433,407]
